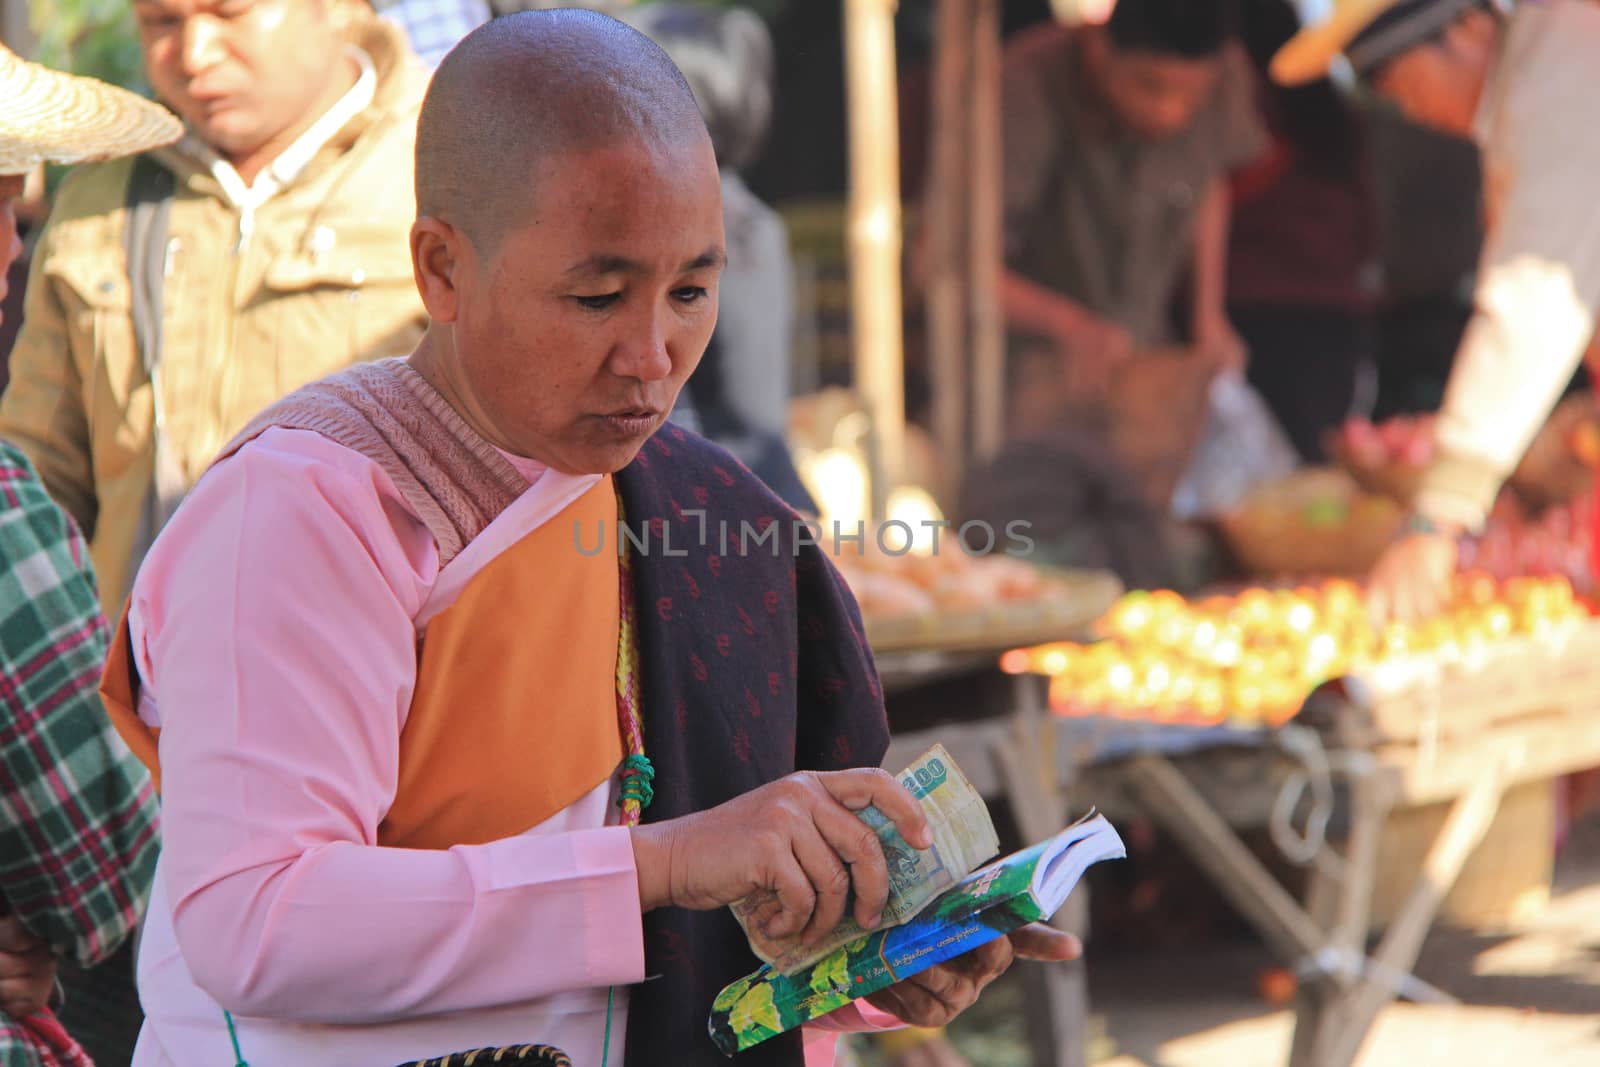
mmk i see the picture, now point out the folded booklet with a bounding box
[708,810,1125,1055]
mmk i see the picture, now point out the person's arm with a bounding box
[1367,46,1600,622]
[0,224,98,538]
[996,36,1131,365]
[1001,269,1134,402]
[999,268,1110,345]
[134,432,648,1023]
[0,445,157,969]
[1413,250,1600,531]
[1191,45,1267,368]
[1415,66,1600,530]
[1190,177,1244,369]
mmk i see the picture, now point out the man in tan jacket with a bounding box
[0,0,429,614]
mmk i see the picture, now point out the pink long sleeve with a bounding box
[128,429,646,1024]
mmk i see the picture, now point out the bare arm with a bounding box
[1000,267,1099,343]
[1191,176,1232,340]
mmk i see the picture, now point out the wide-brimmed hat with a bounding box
[0,42,182,176]
[1270,0,1481,86]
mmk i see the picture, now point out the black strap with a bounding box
[122,153,176,378]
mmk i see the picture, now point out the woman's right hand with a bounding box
[629,768,932,946]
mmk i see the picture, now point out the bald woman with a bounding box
[100,11,1075,1067]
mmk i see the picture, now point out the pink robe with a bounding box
[125,427,897,1065]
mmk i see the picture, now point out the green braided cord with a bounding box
[224,1009,248,1066]
[601,983,617,1067]
[618,753,655,811]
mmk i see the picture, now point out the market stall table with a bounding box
[883,586,1600,1067]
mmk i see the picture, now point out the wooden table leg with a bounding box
[994,676,1089,1067]
[1322,762,1507,1067]
[1122,754,1329,965]
[1289,759,1392,1067]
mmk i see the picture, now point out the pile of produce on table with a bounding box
[832,542,1049,619]
[1002,575,1587,727]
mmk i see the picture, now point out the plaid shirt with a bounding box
[1,441,159,1064]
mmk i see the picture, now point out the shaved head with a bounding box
[405,8,726,477]
[415,9,711,249]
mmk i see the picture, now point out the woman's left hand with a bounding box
[863,924,1081,1028]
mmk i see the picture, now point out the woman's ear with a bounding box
[411,216,467,324]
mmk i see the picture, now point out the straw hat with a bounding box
[0,42,182,176]
[1270,0,1403,85]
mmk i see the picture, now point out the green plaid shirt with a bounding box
[1,440,159,1061]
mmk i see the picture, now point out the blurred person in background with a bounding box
[371,0,492,68]
[1001,0,1266,395]
[0,44,174,1067]
[1228,0,1382,462]
[0,0,430,621]
[624,2,818,514]
[1270,0,1600,621]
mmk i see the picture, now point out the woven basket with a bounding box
[395,1045,573,1067]
[1218,468,1404,578]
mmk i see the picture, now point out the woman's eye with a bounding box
[574,293,621,311]
[673,286,709,305]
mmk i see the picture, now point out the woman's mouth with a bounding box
[599,409,663,437]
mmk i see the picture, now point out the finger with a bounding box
[934,932,1011,982]
[762,846,818,941]
[863,984,918,1025]
[1008,924,1082,962]
[812,769,932,850]
[807,797,891,930]
[867,976,950,1028]
[906,961,980,1014]
[788,825,853,944]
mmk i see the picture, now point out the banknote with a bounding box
[731,744,1000,974]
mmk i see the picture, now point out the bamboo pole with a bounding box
[843,0,906,520]
[969,0,1006,462]
[925,0,974,493]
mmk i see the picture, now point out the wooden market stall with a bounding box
[888,0,1600,1061]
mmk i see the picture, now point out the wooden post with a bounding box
[924,0,973,489]
[844,0,906,519]
[968,0,1006,462]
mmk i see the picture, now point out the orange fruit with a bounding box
[1257,967,1298,1005]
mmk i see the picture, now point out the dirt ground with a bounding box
[1086,816,1600,1067]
